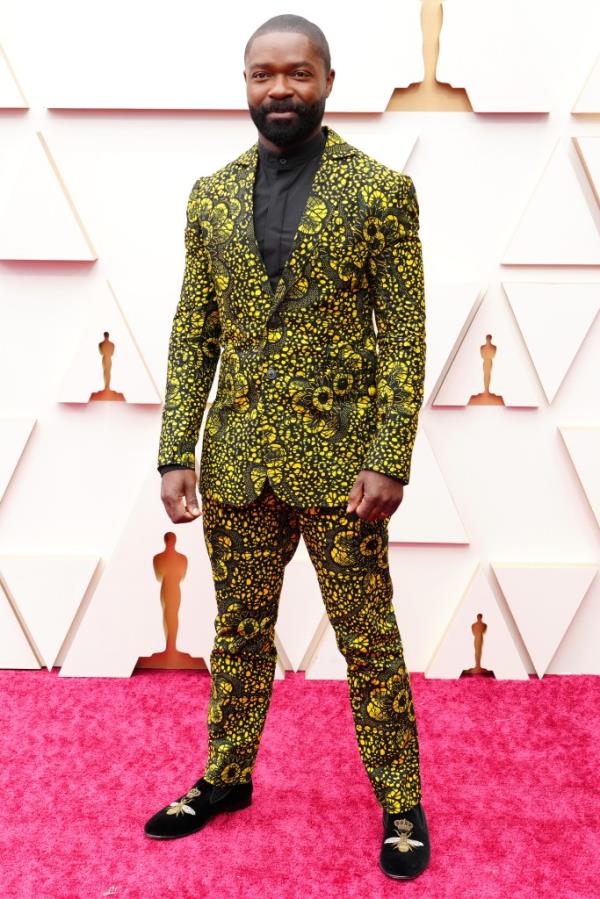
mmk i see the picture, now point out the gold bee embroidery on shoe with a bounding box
[166,786,202,816]
[384,818,424,853]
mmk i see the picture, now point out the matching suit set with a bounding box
[157,125,427,814]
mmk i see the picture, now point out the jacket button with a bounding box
[266,367,278,379]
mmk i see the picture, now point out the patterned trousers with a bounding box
[200,479,422,814]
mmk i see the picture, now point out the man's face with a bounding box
[244,31,334,147]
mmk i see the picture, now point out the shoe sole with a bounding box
[379,857,430,880]
[144,797,253,840]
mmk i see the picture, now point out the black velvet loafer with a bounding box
[144,776,253,840]
[379,801,431,880]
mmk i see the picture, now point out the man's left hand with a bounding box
[346,469,404,521]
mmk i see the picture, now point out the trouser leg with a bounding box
[299,504,422,814]
[200,482,301,787]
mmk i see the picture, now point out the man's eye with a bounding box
[253,72,268,79]
[293,71,309,78]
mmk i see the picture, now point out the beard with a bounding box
[248,96,326,147]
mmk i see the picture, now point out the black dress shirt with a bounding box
[253,125,327,293]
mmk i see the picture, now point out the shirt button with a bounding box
[266,367,278,379]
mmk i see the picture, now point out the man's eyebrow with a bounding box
[249,60,316,70]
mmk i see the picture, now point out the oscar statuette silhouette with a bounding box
[461,613,495,678]
[137,532,206,670]
[468,334,505,406]
[89,331,126,401]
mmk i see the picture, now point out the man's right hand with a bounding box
[160,469,202,523]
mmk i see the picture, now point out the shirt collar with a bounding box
[258,125,327,170]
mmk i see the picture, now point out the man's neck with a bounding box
[257,122,325,156]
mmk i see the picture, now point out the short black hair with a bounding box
[244,14,331,73]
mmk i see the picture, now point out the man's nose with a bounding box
[268,75,294,98]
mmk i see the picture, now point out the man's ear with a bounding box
[326,68,336,97]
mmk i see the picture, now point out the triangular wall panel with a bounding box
[0,132,96,261]
[492,563,597,677]
[433,286,542,407]
[57,280,161,405]
[388,427,469,545]
[0,555,99,669]
[0,581,39,669]
[425,563,530,680]
[424,283,484,403]
[503,137,600,265]
[0,419,35,504]
[59,469,213,677]
[504,282,599,403]
[559,427,600,528]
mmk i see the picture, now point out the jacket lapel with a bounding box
[231,127,357,318]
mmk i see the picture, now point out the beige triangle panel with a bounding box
[0,418,36,506]
[57,280,161,405]
[0,555,99,670]
[387,427,469,545]
[492,563,598,677]
[0,132,96,261]
[433,284,542,408]
[60,469,211,677]
[0,578,40,668]
[425,562,530,680]
[424,283,484,404]
[503,136,600,265]
[504,282,600,404]
[559,427,600,529]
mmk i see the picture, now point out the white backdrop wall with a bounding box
[0,0,599,678]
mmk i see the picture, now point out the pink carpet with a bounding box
[0,668,598,898]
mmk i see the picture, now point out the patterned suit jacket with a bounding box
[157,126,426,507]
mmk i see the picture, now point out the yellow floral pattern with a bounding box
[157,127,426,506]
[200,482,422,814]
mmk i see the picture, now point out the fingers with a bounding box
[161,470,202,524]
[356,496,395,521]
[348,470,404,521]
[346,476,365,514]
[354,492,392,521]
[355,491,377,520]
[184,481,201,517]
[347,474,392,521]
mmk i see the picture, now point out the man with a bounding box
[144,14,430,881]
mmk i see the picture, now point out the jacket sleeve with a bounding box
[362,174,426,485]
[156,179,222,472]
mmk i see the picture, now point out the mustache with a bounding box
[261,100,307,115]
